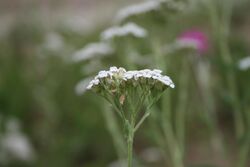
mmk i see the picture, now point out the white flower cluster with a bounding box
[101,22,147,40]
[86,66,175,90]
[115,0,161,22]
[238,56,250,71]
[72,42,113,62]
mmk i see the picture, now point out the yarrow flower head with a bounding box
[86,66,174,92]
[101,23,147,40]
[177,30,209,54]
[86,67,174,167]
[86,66,174,116]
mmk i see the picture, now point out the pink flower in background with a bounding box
[177,30,209,54]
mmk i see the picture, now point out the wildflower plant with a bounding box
[87,66,174,167]
[176,30,209,54]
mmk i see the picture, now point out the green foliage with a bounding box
[0,0,250,167]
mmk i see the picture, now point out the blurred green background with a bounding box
[0,0,250,167]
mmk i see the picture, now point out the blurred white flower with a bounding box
[115,0,184,23]
[75,77,93,95]
[115,0,161,22]
[238,56,250,71]
[43,32,64,52]
[108,159,126,167]
[0,118,35,162]
[101,23,147,40]
[140,147,162,163]
[72,42,113,62]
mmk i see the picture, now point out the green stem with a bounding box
[134,111,150,132]
[152,37,184,167]
[219,37,244,140]
[236,108,250,167]
[162,93,184,167]
[237,140,250,167]
[127,130,134,167]
[149,110,170,165]
[221,23,245,144]
[206,0,244,140]
[175,59,189,154]
[127,121,135,167]
[163,121,184,167]
[103,105,126,160]
[205,1,249,166]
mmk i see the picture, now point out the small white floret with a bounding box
[86,79,100,90]
[110,66,119,72]
[86,83,93,90]
[124,71,135,80]
[153,69,162,74]
[98,71,110,78]
[92,79,100,85]
[118,67,127,73]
